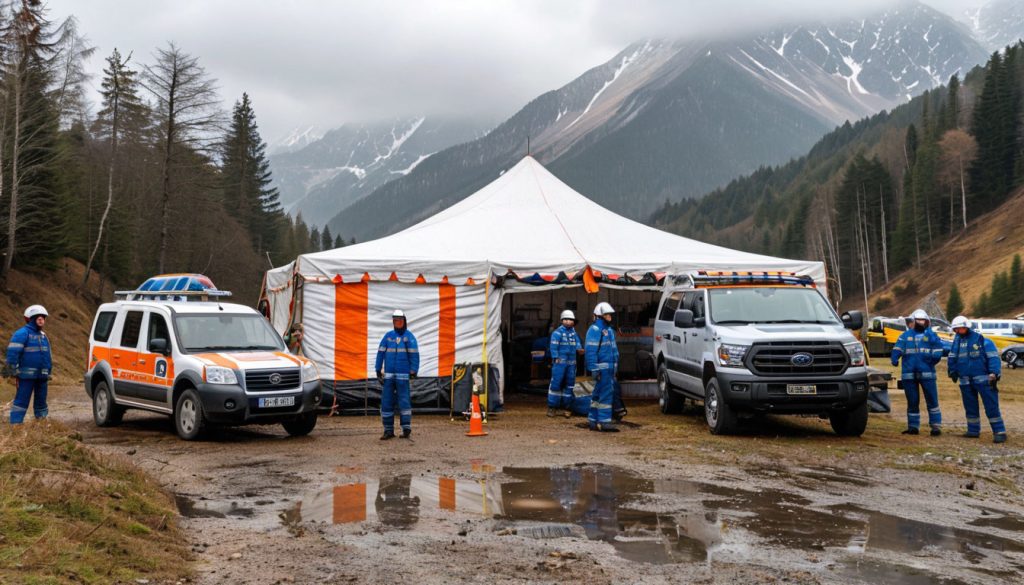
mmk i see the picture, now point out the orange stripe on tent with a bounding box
[439,477,456,511]
[438,284,456,376]
[333,483,367,524]
[334,283,369,380]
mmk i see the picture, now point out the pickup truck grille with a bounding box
[245,368,301,392]
[747,342,848,376]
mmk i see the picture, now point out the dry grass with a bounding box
[0,420,191,584]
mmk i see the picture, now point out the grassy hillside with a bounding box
[860,186,1024,318]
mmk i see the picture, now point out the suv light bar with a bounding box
[689,271,815,288]
[114,274,232,301]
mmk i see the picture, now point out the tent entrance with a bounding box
[500,286,661,396]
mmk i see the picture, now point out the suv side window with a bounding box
[119,311,144,348]
[658,292,683,321]
[691,291,706,321]
[93,311,117,342]
[147,313,171,349]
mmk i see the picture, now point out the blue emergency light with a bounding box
[114,274,232,301]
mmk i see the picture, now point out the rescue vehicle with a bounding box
[84,275,322,440]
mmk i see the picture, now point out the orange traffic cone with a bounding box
[466,394,488,437]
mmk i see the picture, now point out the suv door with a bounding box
[135,310,175,406]
[679,291,706,394]
[111,309,144,398]
[656,291,683,372]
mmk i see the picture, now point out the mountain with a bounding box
[326,0,988,242]
[269,125,323,155]
[269,117,482,228]
[965,0,1024,52]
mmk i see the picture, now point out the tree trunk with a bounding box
[879,185,889,283]
[83,82,120,288]
[3,70,23,277]
[157,71,177,274]
[958,154,968,229]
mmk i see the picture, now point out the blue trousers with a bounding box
[960,380,1005,435]
[381,376,411,433]
[10,377,48,424]
[588,371,614,428]
[547,361,576,409]
[903,373,941,429]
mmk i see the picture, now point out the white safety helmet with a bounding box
[392,309,406,319]
[24,305,48,320]
[593,302,615,316]
[910,309,929,321]
[951,315,971,330]
[560,309,575,321]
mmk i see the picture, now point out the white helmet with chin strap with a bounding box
[560,309,575,321]
[951,315,971,330]
[24,305,48,320]
[392,309,406,319]
[593,302,615,316]
[911,309,930,321]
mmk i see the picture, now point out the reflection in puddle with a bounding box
[285,465,1024,572]
[969,507,1024,533]
[175,494,253,519]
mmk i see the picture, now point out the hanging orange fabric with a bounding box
[334,283,368,380]
[583,266,600,293]
[437,284,457,376]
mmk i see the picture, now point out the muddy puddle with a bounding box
[282,464,1024,580]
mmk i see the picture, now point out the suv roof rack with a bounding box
[687,270,816,288]
[114,274,232,302]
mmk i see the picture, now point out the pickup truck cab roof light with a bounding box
[114,274,233,301]
[685,270,816,288]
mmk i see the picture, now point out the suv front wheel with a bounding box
[829,401,868,436]
[282,411,317,437]
[174,388,207,440]
[704,378,737,435]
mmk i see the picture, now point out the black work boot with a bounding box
[930,426,942,436]
[546,408,557,418]
[962,432,980,438]
[994,433,1008,444]
[401,428,412,439]
[380,430,395,440]
[901,427,919,435]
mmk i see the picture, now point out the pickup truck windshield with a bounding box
[175,314,285,352]
[708,287,840,326]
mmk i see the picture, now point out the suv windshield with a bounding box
[175,313,285,352]
[708,287,840,326]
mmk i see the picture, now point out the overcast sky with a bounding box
[49,0,982,144]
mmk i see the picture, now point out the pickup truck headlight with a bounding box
[844,341,866,367]
[205,366,238,385]
[717,343,749,367]
[301,362,320,383]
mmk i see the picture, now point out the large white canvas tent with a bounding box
[262,156,826,409]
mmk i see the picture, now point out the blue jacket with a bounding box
[947,330,1000,385]
[585,320,618,375]
[6,322,51,379]
[549,325,582,364]
[375,329,420,376]
[891,328,944,374]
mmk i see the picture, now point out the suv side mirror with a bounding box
[674,309,695,329]
[841,311,864,331]
[149,338,170,355]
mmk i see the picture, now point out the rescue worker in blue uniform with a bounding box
[375,309,419,440]
[547,309,583,418]
[947,315,1006,443]
[585,302,619,432]
[891,309,946,435]
[6,305,52,424]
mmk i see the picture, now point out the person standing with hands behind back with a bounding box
[375,310,419,440]
[585,302,619,432]
[891,309,946,436]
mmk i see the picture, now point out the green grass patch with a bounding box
[0,421,191,584]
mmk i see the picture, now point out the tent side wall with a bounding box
[299,281,504,407]
[264,261,296,335]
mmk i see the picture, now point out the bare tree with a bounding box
[938,129,978,231]
[142,42,220,273]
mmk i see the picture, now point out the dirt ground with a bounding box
[28,365,1024,585]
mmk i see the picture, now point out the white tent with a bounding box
[263,156,826,407]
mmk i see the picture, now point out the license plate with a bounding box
[259,396,295,408]
[786,384,817,395]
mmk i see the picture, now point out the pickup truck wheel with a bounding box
[830,401,868,436]
[93,381,124,427]
[174,388,206,441]
[704,378,737,435]
[658,364,683,414]
[282,411,318,437]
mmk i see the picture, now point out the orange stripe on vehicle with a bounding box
[439,477,456,511]
[438,284,456,377]
[274,351,303,366]
[196,353,238,369]
[333,483,367,524]
[334,283,368,380]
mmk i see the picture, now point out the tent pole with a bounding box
[482,270,491,409]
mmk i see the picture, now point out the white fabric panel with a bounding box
[265,262,295,335]
[279,156,827,294]
[366,283,442,376]
[299,282,337,380]
[455,286,505,397]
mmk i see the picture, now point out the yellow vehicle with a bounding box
[865,317,906,357]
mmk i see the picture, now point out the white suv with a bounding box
[84,275,322,440]
[653,271,868,436]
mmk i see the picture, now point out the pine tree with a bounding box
[309,227,320,253]
[974,291,990,317]
[221,92,281,255]
[990,270,1013,314]
[945,283,964,318]
[1011,254,1022,306]
[333,234,344,248]
[320,225,332,251]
